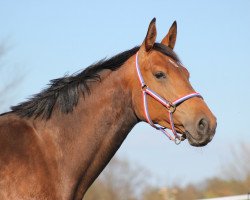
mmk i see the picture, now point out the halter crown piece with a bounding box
[135,52,202,145]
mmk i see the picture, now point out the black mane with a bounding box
[11,43,179,119]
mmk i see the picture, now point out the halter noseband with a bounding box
[135,52,202,145]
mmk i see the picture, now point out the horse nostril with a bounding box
[197,118,209,133]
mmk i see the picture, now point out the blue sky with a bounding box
[1,0,250,186]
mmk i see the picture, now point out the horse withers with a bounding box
[0,18,216,200]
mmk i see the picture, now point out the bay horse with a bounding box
[0,18,217,199]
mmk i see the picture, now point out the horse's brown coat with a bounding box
[0,19,216,199]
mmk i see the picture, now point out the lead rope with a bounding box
[135,52,202,145]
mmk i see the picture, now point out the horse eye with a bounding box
[154,71,166,79]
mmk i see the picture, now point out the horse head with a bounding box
[131,18,217,146]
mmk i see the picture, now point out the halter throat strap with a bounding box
[135,52,202,144]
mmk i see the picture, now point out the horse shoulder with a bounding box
[0,114,59,199]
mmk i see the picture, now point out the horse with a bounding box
[0,18,217,200]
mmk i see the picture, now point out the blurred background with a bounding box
[0,0,249,199]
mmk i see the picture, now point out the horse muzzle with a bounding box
[184,116,217,147]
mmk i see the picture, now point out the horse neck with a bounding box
[37,58,138,199]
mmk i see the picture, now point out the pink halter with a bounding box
[135,52,202,144]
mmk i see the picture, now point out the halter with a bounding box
[135,52,202,144]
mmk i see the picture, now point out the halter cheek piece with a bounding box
[135,52,202,145]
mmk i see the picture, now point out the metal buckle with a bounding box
[167,103,176,113]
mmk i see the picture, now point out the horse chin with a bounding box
[184,131,210,147]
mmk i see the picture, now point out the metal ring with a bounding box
[141,84,148,91]
[174,137,182,145]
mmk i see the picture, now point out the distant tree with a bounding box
[0,40,23,112]
[173,184,200,200]
[221,142,250,180]
[200,142,250,198]
[142,187,165,200]
[84,157,150,200]
[142,142,250,200]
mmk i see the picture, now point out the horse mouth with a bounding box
[173,124,211,146]
[184,131,210,147]
[159,124,210,146]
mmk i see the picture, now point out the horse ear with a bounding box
[161,21,177,49]
[142,18,157,52]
